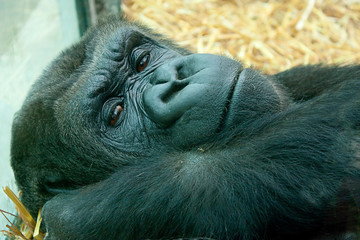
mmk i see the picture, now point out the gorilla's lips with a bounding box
[216,68,242,132]
[223,68,282,129]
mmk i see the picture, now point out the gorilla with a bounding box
[10,14,359,240]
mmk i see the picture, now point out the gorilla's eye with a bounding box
[110,105,123,126]
[102,98,124,127]
[136,54,150,72]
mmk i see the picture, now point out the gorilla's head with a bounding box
[11,15,285,214]
[10,14,359,240]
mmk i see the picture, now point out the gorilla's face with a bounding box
[11,15,285,215]
[61,20,283,149]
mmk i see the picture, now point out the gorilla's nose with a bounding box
[143,55,195,128]
[143,54,240,128]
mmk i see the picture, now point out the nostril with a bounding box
[176,65,186,80]
[161,82,188,103]
[143,80,191,128]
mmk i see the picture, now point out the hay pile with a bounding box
[122,0,360,73]
[1,187,44,240]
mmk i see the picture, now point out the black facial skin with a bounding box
[10,14,360,240]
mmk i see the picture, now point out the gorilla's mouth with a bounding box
[216,69,242,132]
[220,68,283,131]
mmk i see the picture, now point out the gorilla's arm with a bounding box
[42,154,263,240]
[42,152,358,240]
[42,124,360,240]
[274,65,360,101]
[41,159,211,239]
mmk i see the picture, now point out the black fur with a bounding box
[11,15,360,240]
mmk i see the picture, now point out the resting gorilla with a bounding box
[10,14,360,240]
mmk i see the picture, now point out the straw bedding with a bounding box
[122,0,360,73]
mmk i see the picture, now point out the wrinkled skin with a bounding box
[11,15,360,240]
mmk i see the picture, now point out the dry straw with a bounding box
[122,0,360,73]
[1,187,44,240]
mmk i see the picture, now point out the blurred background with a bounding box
[0,0,359,237]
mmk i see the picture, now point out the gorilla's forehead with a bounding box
[24,15,188,104]
[84,15,188,56]
[53,15,187,96]
[85,19,145,53]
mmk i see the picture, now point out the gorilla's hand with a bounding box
[41,159,234,240]
[42,193,77,239]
